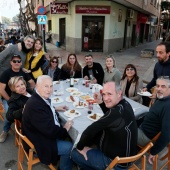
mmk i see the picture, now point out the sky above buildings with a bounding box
[0,0,19,19]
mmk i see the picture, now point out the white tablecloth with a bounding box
[52,79,149,142]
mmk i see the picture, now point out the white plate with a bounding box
[53,81,60,85]
[70,91,83,96]
[91,84,103,90]
[67,79,79,83]
[65,96,79,102]
[86,98,97,105]
[51,97,64,104]
[64,110,81,118]
[66,87,78,93]
[73,101,88,108]
[137,92,152,97]
[87,113,104,122]
[80,95,91,100]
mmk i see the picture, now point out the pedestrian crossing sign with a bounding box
[37,15,47,24]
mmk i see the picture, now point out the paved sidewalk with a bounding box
[46,39,161,83]
[0,39,165,170]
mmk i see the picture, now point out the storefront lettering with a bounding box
[50,3,68,14]
[76,5,110,14]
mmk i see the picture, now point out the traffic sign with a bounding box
[37,6,46,15]
[37,15,47,25]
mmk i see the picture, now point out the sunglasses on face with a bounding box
[51,61,58,63]
[12,60,22,63]
[126,68,135,71]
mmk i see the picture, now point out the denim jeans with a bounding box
[71,148,129,170]
[56,140,73,170]
[2,99,11,132]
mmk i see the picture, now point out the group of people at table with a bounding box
[0,35,170,170]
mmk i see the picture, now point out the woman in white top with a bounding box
[103,54,121,84]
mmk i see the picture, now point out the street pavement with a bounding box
[0,39,168,170]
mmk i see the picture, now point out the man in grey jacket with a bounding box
[0,35,35,76]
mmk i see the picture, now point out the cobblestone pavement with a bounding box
[0,39,168,170]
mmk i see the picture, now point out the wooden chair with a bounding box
[15,120,56,170]
[0,102,5,121]
[106,142,153,170]
[138,132,170,170]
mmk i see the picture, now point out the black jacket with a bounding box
[83,62,104,85]
[6,89,33,122]
[77,99,137,168]
[43,66,61,81]
[146,58,170,90]
[22,92,68,165]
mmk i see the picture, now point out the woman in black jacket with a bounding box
[60,53,82,80]
[6,76,33,122]
[43,56,61,81]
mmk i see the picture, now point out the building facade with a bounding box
[32,0,161,53]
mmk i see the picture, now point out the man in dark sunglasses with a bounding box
[0,35,35,76]
[0,54,35,143]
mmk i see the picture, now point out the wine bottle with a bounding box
[70,70,74,87]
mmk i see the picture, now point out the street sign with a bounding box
[37,15,47,25]
[37,6,46,15]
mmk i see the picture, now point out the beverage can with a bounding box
[85,81,89,87]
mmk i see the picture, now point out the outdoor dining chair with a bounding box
[106,142,153,170]
[138,132,170,170]
[15,120,56,170]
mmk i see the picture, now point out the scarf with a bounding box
[21,41,31,53]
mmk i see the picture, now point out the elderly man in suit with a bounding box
[22,75,73,169]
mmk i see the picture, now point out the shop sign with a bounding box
[137,13,148,23]
[50,2,68,14]
[76,5,110,14]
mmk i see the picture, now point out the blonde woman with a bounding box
[6,76,33,123]
[24,38,45,82]
[103,54,121,84]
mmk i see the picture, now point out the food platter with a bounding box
[64,110,81,118]
[87,113,104,121]
[73,101,88,108]
[65,96,79,102]
[66,87,78,93]
[137,91,152,97]
[53,81,60,85]
[91,84,103,90]
[80,95,91,100]
[51,97,64,104]
[86,98,97,104]
[70,91,83,96]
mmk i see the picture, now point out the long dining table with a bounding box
[52,79,149,142]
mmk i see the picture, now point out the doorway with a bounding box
[82,16,104,52]
[139,23,145,43]
[131,24,136,46]
[59,18,66,46]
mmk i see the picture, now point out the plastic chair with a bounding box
[15,120,56,170]
[106,142,153,170]
[138,132,170,170]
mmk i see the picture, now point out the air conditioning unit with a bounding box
[127,9,134,19]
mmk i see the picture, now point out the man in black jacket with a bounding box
[138,77,170,165]
[143,42,170,106]
[71,81,137,170]
[22,75,73,169]
[83,54,104,85]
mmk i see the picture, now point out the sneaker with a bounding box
[0,131,8,143]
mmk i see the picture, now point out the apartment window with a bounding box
[150,0,153,4]
[154,0,157,7]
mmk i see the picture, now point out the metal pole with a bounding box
[42,24,47,52]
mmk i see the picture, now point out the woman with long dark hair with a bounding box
[60,54,82,79]
[120,64,143,102]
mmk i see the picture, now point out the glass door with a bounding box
[82,16,104,52]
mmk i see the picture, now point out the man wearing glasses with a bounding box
[138,77,170,165]
[0,54,35,143]
[0,35,35,76]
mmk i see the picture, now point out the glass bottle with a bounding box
[70,70,74,87]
